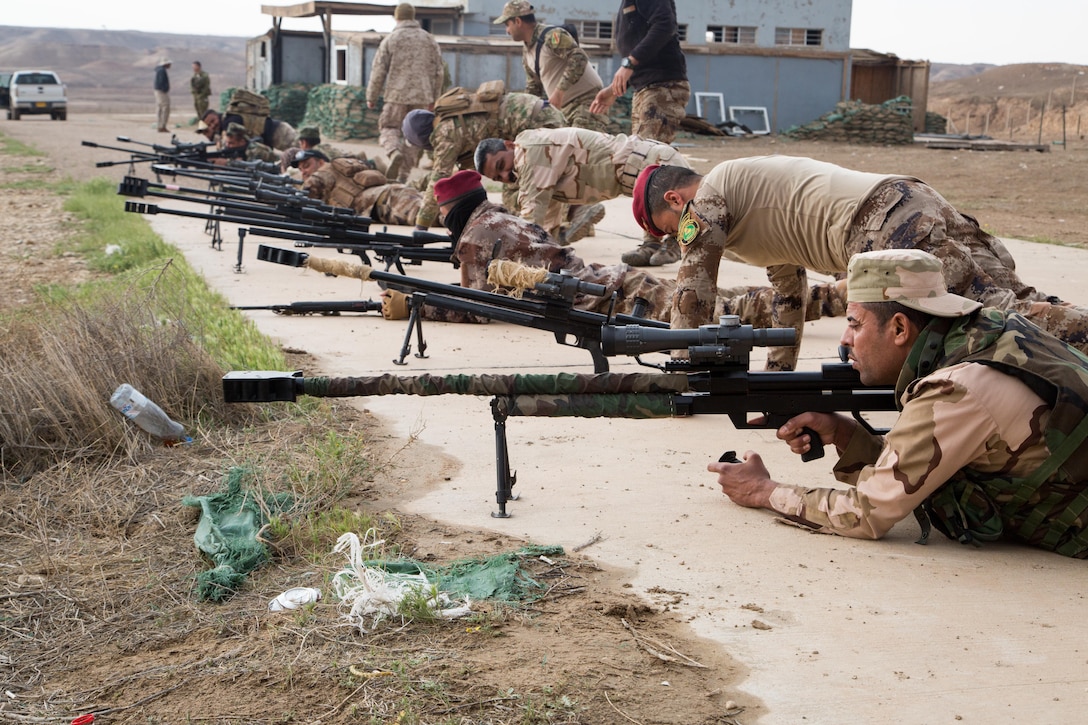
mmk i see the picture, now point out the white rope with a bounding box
[331,530,471,633]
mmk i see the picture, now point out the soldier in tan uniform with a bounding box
[494,1,608,133]
[399,87,566,230]
[474,127,687,248]
[365,3,445,183]
[633,158,1088,371]
[711,249,1088,558]
[379,170,845,327]
[293,150,425,226]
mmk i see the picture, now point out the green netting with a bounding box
[181,467,294,602]
[376,544,565,603]
[263,83,311,127]
[300,84,379,141]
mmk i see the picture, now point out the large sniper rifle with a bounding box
[120,183,455,275]
[222,317,898,516]
[256,244,668,371]
[82,136,248,174]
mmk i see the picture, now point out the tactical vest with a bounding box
[321,158,373,210]
[912,309,1088,557]
[433,80,505,124]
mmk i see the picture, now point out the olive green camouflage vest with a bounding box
[910,309,1088,557]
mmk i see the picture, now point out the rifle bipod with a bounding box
[491,397,518,518]
[394,294,429,365]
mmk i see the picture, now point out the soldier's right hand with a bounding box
[380,289,410,320]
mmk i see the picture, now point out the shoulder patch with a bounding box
[677,201,707,246]
[546,28,573,50]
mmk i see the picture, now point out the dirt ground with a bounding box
[3,113,1088,725]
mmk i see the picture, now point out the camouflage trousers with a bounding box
[378,102,426,177]
[193,94,209,119]
[600,268,846,328]
[631,80,691,144]
[369,185,424,227]
[562,93,611,133]
[847,179,1088,354]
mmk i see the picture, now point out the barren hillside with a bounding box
[929,62,1088,142]
[0,26,247,113]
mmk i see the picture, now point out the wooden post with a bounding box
[984,111,990,136]
[1037,102,1045,144]
[966,111,971,135]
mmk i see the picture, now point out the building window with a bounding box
[708,25,756,44]
[335,46,347,84]
[429,19,454,35]
[774,27,823,47]
[567,20,613,41]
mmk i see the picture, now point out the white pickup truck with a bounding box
[2,70,68,121]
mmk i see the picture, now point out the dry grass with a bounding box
[0,284,237,476]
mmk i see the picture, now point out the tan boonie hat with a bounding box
[847,249,982,318]
[493,0,533,23]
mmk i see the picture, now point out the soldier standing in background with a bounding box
[591,0,690,267]
[366,3,445,184]
[495,1,607,132]
[190,61,211,120]
[153,57,172,133]
[399,86,566,231]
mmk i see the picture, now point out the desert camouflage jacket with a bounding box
[302,158,420,222]
[366,20,445,106]
[523,24,602,107]
[512,128,685,228]
[415,93,565,228]
[769,309,1088,558]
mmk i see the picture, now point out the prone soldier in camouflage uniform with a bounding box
[221,122,279,164]
[474,127,688,248]
[293,126,387,175]
[712,249,1088,559]
[399,86,566,231]
[379,169,845,326]
[634,158,1088,371]
[495,1,608,133]
[293,149,425,226]
[366,2,446,183]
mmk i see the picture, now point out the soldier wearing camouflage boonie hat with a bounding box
[493,0,533,23]
[298,126,321,143]
[847,249,982,318]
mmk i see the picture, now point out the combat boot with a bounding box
[620,241,662,266]
[648,237,681,265]
[385,150,404,182]
[558,203,606,246]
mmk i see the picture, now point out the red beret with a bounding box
[434,170,484,207]
[631,164,665,238]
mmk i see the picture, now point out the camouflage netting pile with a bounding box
[300,84,378,141]
[602,92,633,135]
[782,96,915,145]
[263,83,311,127]
[925,110,948,135]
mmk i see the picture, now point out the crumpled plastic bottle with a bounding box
[109,383,192,446]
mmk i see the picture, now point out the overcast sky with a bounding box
[1,0,1084,66]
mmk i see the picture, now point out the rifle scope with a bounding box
[601,315,795,356]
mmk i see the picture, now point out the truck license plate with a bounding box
[35,102,47,108]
